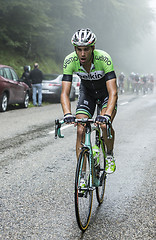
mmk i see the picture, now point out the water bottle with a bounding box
[92,145,100,167]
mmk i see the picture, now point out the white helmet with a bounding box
[71,28,97,47]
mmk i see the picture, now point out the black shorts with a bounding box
[76,85,117,118]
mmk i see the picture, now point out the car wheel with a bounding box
[21,92,29,108]
[0,93,8,112]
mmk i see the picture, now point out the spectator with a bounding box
[29,63,43,107]
[21,66,31,88]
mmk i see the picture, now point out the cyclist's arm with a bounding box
[100,52,117,118]
[61,52,76,115]
[61,75,73,115]
[101,77,118,117]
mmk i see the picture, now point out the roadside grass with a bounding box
[6,101,51,111]
[0,46,62,77]
[28,101,51,108]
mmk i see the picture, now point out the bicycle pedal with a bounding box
[78,192,84,197]
[78,190,88,198]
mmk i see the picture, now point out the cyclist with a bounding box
[142,74,148,94]
[129,72,135,92]
[149,73,154,93]
[118,72,125,94]
[133,73,140,94]
[61,28,118,174]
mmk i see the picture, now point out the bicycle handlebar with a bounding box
[55,118,112,139]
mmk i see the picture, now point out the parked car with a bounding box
[72,74,81,97]
[42,74,75,102]
[0,65,30,112]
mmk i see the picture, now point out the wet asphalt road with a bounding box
[0,92,156,240]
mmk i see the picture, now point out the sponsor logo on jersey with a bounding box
[63,56,78,69]
[84,100,89,105]
[95,55,111,65]
[76,71,104,81]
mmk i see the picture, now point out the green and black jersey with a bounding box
[62,49,116,98]
[62,49,116,117]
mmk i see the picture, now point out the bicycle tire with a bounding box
[96,139,106,204]
[75,148,93,231]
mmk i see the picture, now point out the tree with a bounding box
[0,0,84,59]
[0,0,154,71]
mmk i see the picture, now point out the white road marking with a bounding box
[120,101,129,105]
[49,124,72,135]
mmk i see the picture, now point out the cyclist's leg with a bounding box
[100,106,117,174]
[75,85,96,160]
[76,113,88,159]
[100,108,116,154]
[99,95,117,153]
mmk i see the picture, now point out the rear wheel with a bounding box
[0,93,8,112]
[75,148,93,231]
[21,92,29,108]
[96,139,106,204]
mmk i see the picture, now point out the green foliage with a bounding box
[0,46,62,77]
[0,0,55,57]
[0,0,84,59]
[0,0,154,73]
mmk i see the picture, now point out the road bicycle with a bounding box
[55,101,112,231]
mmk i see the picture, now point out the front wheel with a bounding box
[75,148,93,231]
[96,139,106,204]
[0,92,8,112]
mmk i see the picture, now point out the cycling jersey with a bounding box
[62,49,117,117]
[63,49,115,87]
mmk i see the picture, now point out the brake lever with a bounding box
[55,119,64,139]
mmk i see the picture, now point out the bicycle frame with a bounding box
[55,118,111,189]
[80,122,105,189]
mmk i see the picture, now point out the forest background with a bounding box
[0,0,155,77]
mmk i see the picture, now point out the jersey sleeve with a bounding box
[94,49,116,81]
[103,53,116,81]
[63,52,76,75]
[103,52,115,74]
[105,71,116,81]
[62,74,72,82]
